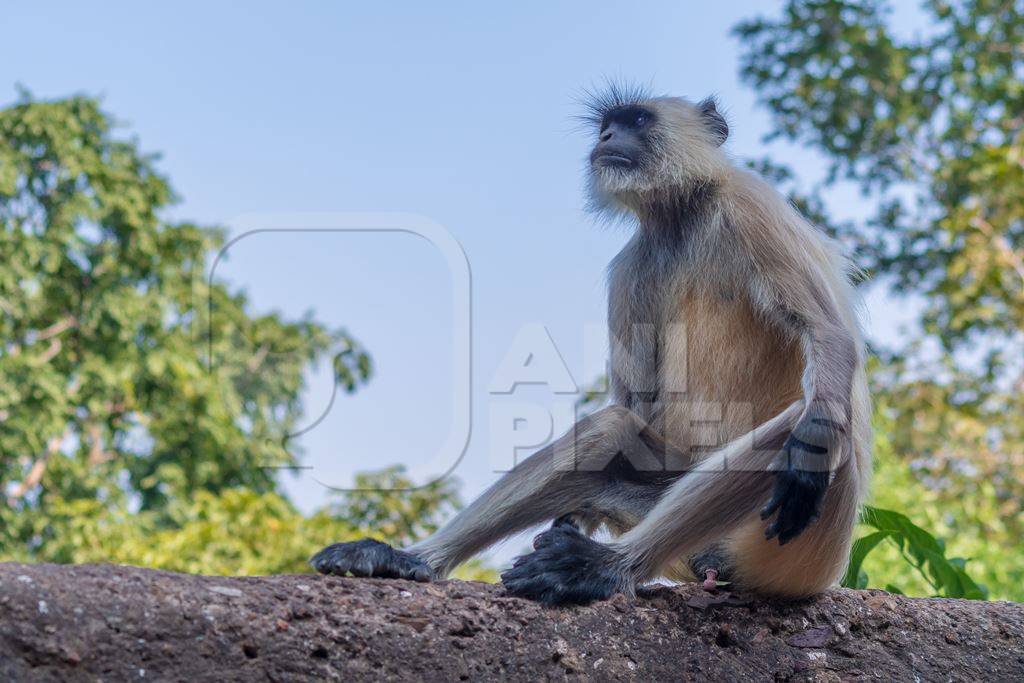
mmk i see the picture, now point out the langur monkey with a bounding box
[312,85,872,605]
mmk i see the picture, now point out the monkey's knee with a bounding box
[579,405,640,446]
[571,406,668,477]
[551,407,627,474]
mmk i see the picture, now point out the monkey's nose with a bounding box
[599,129,614,142]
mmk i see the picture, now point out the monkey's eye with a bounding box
[602,105,654,132]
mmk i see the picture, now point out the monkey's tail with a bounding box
[612,400,859,584]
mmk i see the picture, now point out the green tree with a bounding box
[10,467,494,581]
[735,0,1023,599]
[0,92,499,582]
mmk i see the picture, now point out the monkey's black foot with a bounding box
[501,521,631,606]
[310,538,435,582]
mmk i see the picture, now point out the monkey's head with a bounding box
[582,84,729,215]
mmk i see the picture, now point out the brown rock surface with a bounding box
[1,562,1022,681]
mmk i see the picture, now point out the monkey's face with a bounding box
[589,104,659,184]
[583,88,730,214]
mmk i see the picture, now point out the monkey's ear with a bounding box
[698,96,729,146]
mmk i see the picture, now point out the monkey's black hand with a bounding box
[310,538,435,582]
[501,521,630,606]
[760,432,831,545]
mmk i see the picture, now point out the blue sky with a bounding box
[2,1,921,563]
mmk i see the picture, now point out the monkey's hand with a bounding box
[310,538,435,582]
[501,521,631,606]
[760,412,838,545]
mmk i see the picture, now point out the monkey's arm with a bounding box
[749,232,860,544]
[607,245,661,420]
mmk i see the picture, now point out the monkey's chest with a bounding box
[655,290,803,441]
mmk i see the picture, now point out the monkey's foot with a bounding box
[501,522,631,606]
[310,538,435,582]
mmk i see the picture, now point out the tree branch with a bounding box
[8,432,68,500]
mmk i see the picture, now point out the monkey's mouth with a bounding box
[593,153,635,168]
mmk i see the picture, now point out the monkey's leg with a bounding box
[501,401,804,605]
[311,406,687,581]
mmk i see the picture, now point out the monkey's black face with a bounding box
[590,105,656,171]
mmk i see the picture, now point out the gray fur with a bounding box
[698,96,729,146]
[312,90,870,603]
[407,406,680,577]
[612,401,802,579]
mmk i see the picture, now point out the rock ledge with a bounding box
[1,563,1022,681]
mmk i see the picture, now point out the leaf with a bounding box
[841,530,892,589]
[858,505,988,600]
[861,506,944,568]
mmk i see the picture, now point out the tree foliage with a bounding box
[737,0,1023,346]
[736,0,1023,599]
[0,93,502,581]
[1,468,492,581]
[841,504,987,599]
